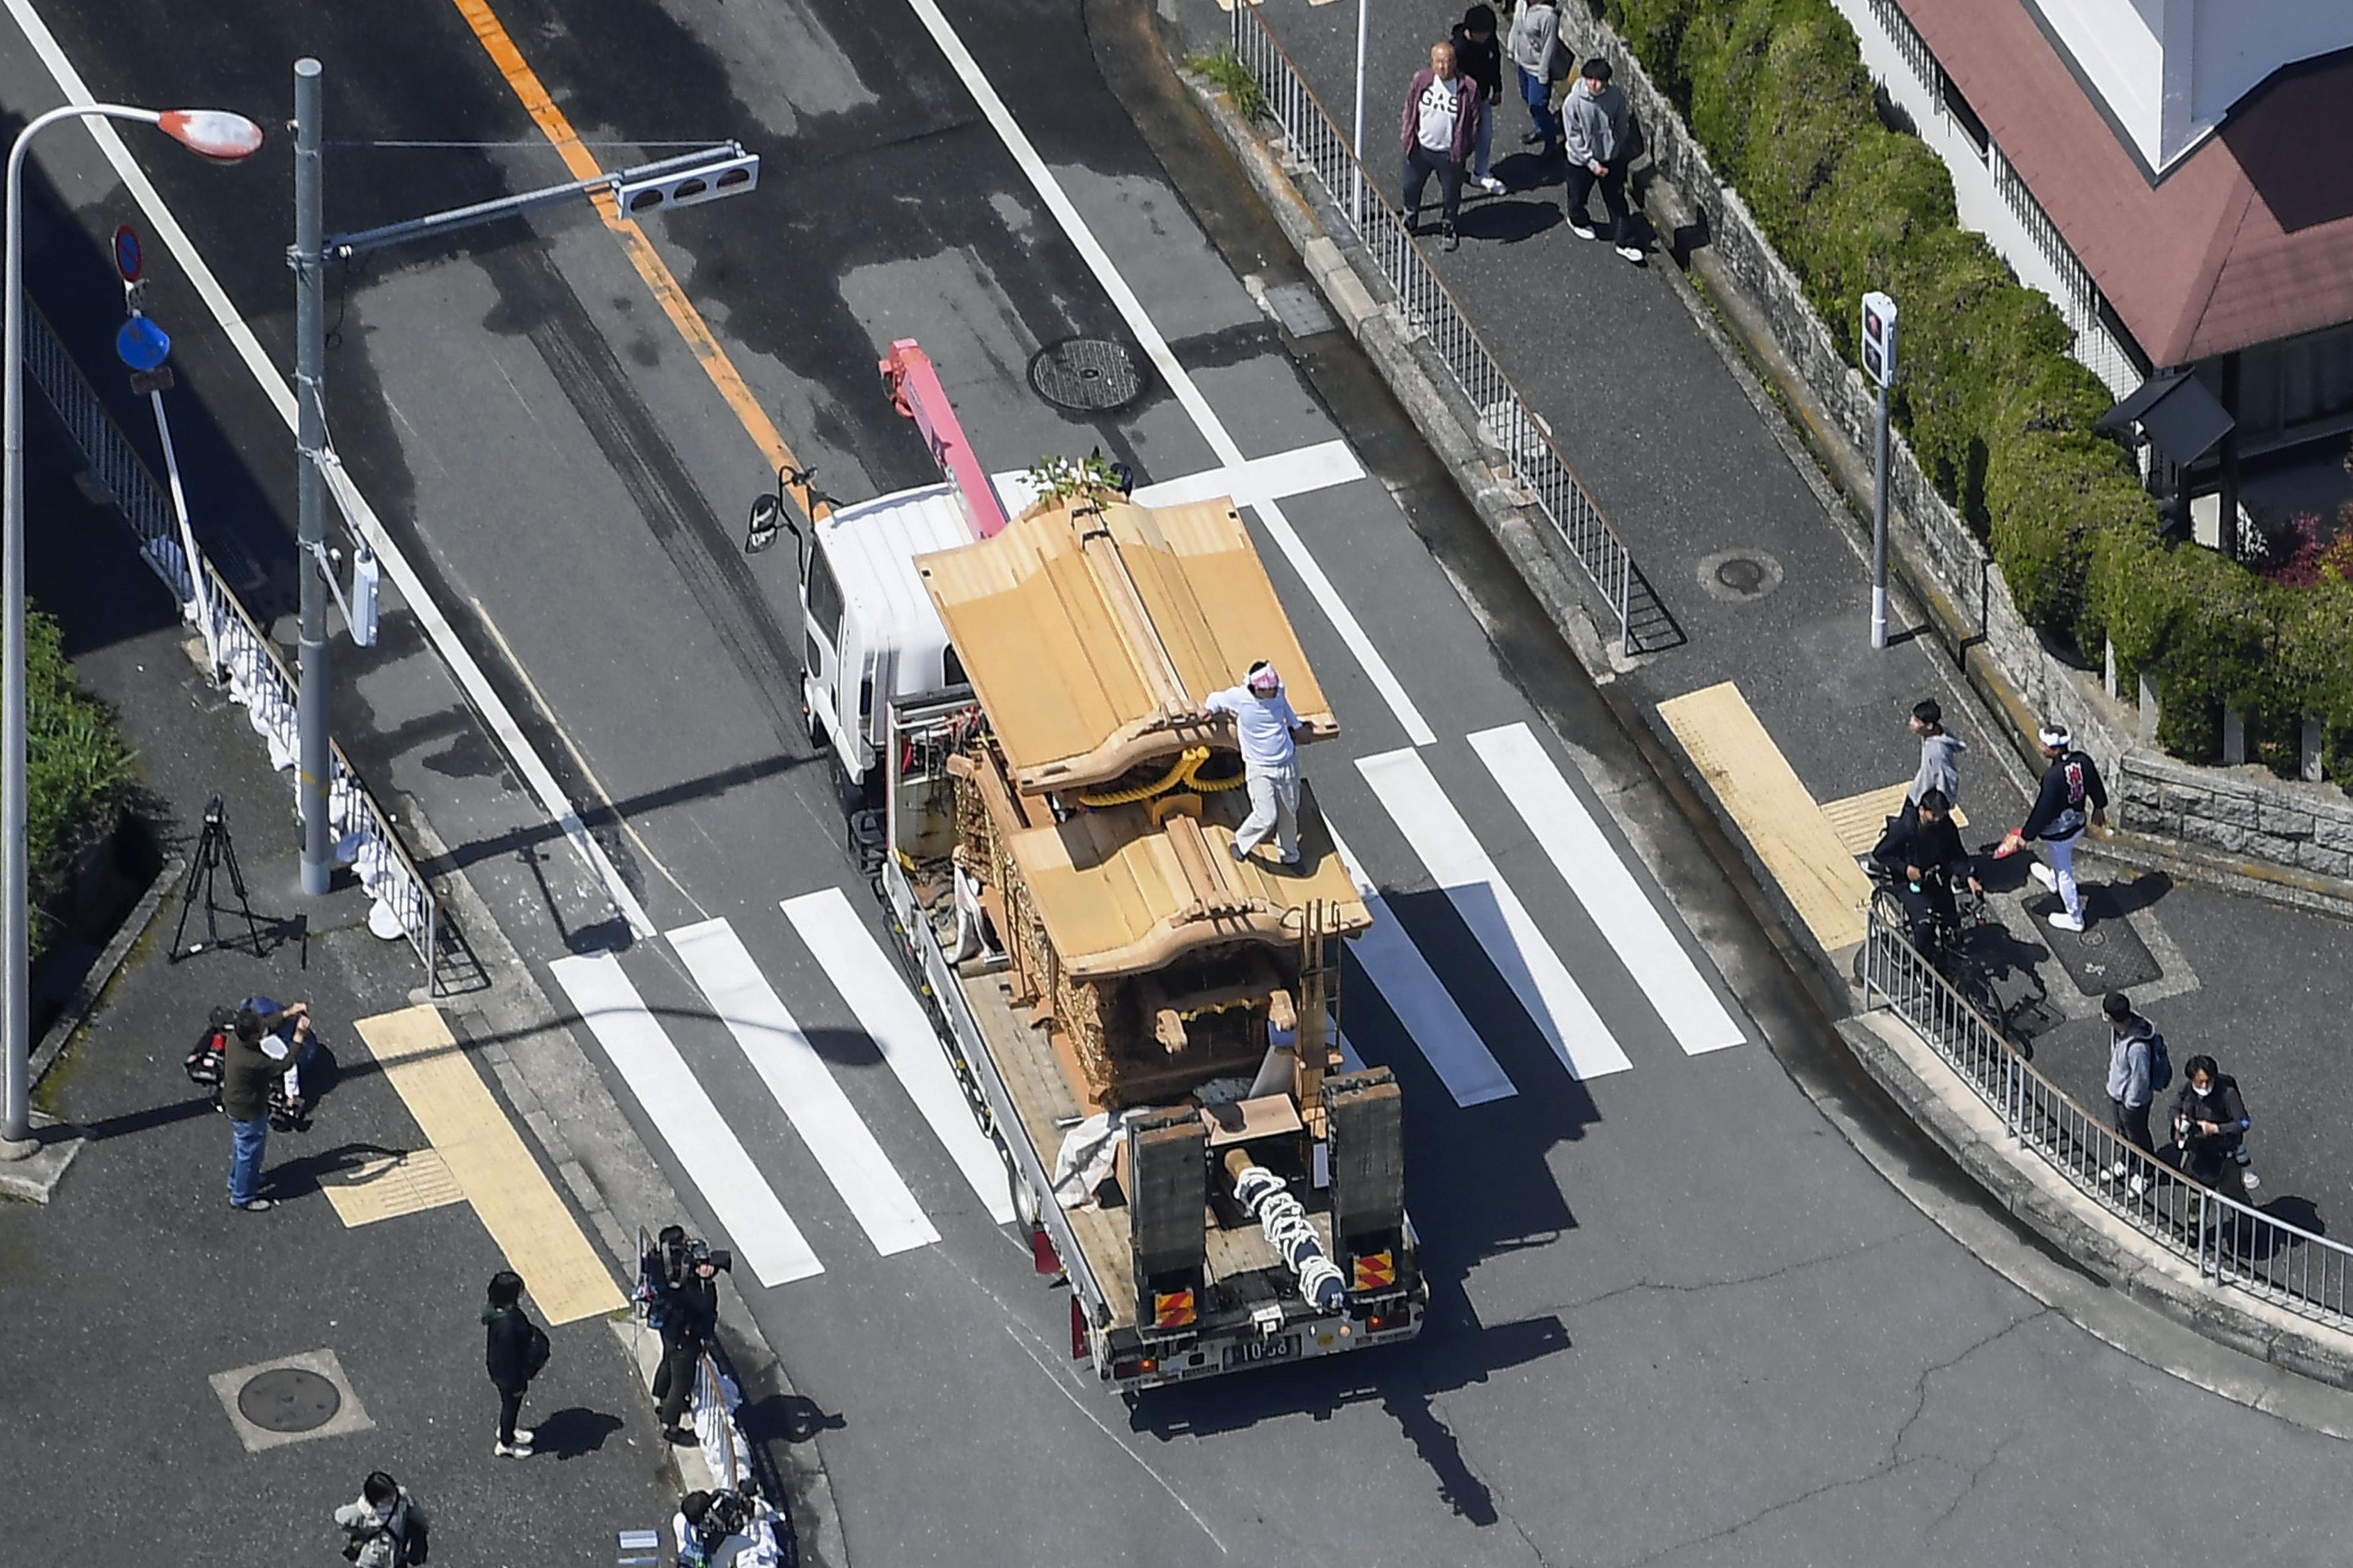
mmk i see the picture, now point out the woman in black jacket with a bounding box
[482,1269,549,1458]
[2166,1055,2255,1192]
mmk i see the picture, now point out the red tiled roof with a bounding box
[1899,0,2353,365]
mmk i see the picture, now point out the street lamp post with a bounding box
[2,101,262,1151]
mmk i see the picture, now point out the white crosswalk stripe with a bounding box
[1325,822,1517,1106]
[549,951,825,1286]
[668,919,940,1257]
[783,889,1019,1224]
[1469,723,1746,1056]
[1357,748,1634,1081]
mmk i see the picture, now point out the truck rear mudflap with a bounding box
[1108,1294,1424,1393]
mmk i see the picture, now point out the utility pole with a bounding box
[1861,290,1898,652]
[292,58,331,894]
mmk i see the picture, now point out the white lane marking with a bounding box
[1356,749,1633,1080]
[668,919,939,1257]
[1469,724,1746,1055]
[2,0,655,941]
[784,889,1018,1224]
[989,438,1364,518]
[1324,823,1516,1106]
[549,953,822,1285]
[900,0,1435,749]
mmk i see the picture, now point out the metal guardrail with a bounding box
[1861,900,2353,1328]
[1227,5,1649,655]
[20,303,441,992]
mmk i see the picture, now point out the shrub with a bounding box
[24,606,134,953]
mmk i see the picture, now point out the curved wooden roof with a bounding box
[917,494,1336,795]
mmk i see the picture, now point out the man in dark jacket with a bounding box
[2165,1055,2257,1193]
[1870,787,1980,951]
[1450,5,1507,195]
[483,1269,549,1459]
[1401,40,1484,251]
[1999,723,2107,933]
[653,1246,722,1445]
[222,1005,299,1211]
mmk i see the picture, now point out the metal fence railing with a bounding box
[1228,6,1651,655]
[21,303,442,992]
[1861,900,2353,1329]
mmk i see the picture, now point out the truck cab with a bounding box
[796,483,971,796]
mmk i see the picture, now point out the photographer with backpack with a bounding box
[333,1471,428,1566]
[483,1269,551,1459]
[2166,1055,2259,1194]
[644,1226,727,1446]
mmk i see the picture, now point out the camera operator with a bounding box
[1870,788,1981,952]
[673,1486,777,1568]
[646,1227,727,1446]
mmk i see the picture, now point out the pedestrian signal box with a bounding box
[1861,291,1899,389]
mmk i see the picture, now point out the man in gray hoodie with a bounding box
[1901,698,1965,827]
[1561,58,1641,261]
[2102,991,2158,1196]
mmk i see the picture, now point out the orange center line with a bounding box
[448,0,828,521]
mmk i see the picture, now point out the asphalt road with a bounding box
[8,0,2352,1564]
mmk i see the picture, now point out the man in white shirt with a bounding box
[1200,660,1308,867]
[1399,41,1482,251]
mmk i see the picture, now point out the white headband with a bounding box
[2038,724,2070,749]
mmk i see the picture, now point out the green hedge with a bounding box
[25,606,134,953]
[1592,0,2351,778]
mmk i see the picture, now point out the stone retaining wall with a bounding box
[1554,1,2353,893]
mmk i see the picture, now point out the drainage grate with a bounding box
[1028,337,1146,412]
[238,1367,343,1433]
[1262,281,1338,338]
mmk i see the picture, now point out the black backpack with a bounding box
[183,1005,238,1090]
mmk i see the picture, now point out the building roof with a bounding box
[917,493,1337,796]
[1902,2,2353,363]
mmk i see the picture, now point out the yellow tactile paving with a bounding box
[1657,682,1872,951]
[1821,784,1969,857]
[353,1006,623,1324]
[322,1149,467,1228]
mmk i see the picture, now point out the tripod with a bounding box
[170,793,267,962]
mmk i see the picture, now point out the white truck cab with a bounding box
[797,482,972,793]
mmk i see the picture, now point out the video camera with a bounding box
[649,1224,732,1294]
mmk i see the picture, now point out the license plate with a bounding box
[1225,1333,1297,1369]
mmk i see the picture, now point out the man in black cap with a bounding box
[1871,788,1981,953]
[1450,5,1508,194]
[1999,723,2105,933]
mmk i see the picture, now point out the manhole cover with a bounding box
[1028,337,1146,412]
[238,1368,343,1433]
[1696,548,1785,603]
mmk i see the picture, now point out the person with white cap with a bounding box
[1200,660,1308,868]
[1998,723,2107,932]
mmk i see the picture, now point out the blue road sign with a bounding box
[113,224,142,283]
[114,314,171,372]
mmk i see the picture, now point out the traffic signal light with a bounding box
[614,149,760,216]
[1861,290,1899,389]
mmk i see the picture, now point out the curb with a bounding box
[407,812,844,1568]
[1165,36,2353,1411]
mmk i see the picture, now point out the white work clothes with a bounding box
[1236,764,1302,865]
[1204,684,1304,771]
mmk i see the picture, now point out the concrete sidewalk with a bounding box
[1175,0,2349,1289]
[0,411,681,1564]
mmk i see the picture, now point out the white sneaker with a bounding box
[511,1427,535,1446]
[2047,909,2086,933]
[2126,1174,2147,1197]
[2028,862,2056,890]
[2241,1168,2262,1193]
[1568,222,1598,240]
[494,1441,534,1459]
[1615,244,1644,263]
[2103,1162,2129,1182]
[1476,174,1506,195]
